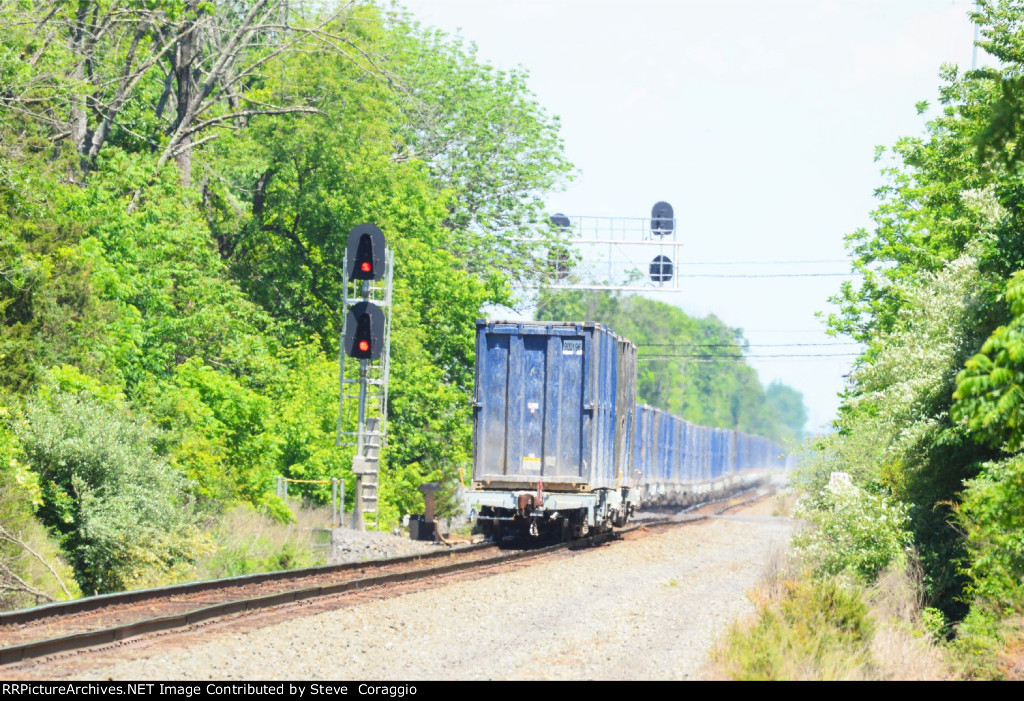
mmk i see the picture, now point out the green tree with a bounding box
[827,69,998,342]
[958,455,1024,610]
[385,10,575,284]
[766,381,808,441]
[0,0,579,598]
[811,249,997,615]
[815,32,1017,620]
[953,270,1024,451]
[803,2,1024,663]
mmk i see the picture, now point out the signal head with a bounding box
[549,213,572,230]
[651,201,675,236]
[347,223,386,281]
[345,301,386,360]
[650,254,673,283]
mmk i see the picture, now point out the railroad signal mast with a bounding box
[338,223,393,531]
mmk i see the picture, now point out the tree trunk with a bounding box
[174,3,198,187]
[69,1,91,177]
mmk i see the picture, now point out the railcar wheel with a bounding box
[574,519,589,538]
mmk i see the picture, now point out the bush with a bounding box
[712,578,875,680]
[0,410,80,609]
[709,549,953,680]
[17,392,211,594]
[951,607,1005,679]
[803,252,994,614]
[959,455,1024,611]
[794,484,913,583]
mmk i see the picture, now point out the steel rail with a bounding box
[0,488,772,666]
[0,530,624,666]
[0,541,495,628]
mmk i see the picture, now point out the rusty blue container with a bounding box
[471,320,637,491]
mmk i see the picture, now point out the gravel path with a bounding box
[74,497,793,681]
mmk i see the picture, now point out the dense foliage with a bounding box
[0,0,575,597]
[801,0,1024,671]
[17,390,211,594]
[793,484,912,584]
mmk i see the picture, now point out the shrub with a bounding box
[17,392,212,594]
[0,410,80,609]
[958,455,1024,611]
[710,553,953,680]
[793,484,913,584]
[712,578,875,680]
[921,607,947,642]
[950,607,1005,679]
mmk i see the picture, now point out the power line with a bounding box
[677,259,850,266]
[638,352,861,361]
[638,356,858,363]
[744,329,837,334]
[638,341,861,348]
[677,272,852,278]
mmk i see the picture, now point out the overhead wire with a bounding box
[638,353,861,362]
[538,254,861,358]
[639,353,861,358]
[638,341,861,348]
[677,259,850,266]
[641,256,854,278]
[636,341,864,360]
[674,272,852,278]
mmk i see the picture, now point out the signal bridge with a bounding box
[540,201,683,292]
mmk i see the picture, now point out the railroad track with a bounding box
[0,487,771,667]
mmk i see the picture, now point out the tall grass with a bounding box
[706,551,951,680]
[191,501,330,580]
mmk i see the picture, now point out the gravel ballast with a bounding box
[329,526,440,564]
[74,496,793,681]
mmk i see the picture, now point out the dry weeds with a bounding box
[704,546,955,680]
[191,501,331,580]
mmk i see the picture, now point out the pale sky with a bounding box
[397,0,987,433]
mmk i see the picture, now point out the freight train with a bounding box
[463,320,792,539]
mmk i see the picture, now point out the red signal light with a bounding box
[348,224,384,281]
[345,300,383,359]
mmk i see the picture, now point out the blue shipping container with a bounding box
[472,320,637,491]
